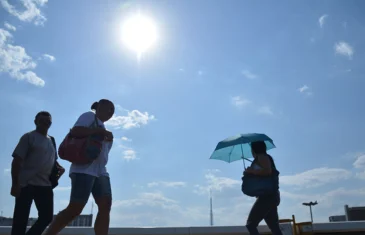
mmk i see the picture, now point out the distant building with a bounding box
[67,214,93,227]
[0,214,93,227]
[0,216,36,226]
[329,215,346,222]
[345,205,365,221]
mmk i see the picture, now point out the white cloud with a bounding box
[113,192,179,210]
[231,96,251,108]
[110,192,209,227]
[121,136,132,142]
[1,0,48,26]
[353,155,365,169]
[258,106,273,116]
[194,170,240,195]
[280,167,352,188]
[147,181,186,188]
[241,69,258,80]
[43,53,55,62]
[122,149,137,161]
[353,155,365,179]
[106,109,156,129]
[298,85,309,93]
[4,22,16,31]
[334,41,354,59]
[0,28,45,86]
[298,85,313,96]
[319,14,328,28]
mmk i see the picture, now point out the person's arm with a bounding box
[11,134,29,196]
[245,155,272,176]
[11,157,22,186]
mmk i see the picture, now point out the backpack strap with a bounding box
[49,136,58,160]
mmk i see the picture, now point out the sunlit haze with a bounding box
[121,13,158,59]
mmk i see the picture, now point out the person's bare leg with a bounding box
[94,196,112,235]
[42,202,85,235]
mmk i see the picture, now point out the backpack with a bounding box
[58,113,104,165]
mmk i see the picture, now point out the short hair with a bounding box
[35,111,51,120]
[251,141,267,154]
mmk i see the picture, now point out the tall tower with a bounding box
[210,189,214,226]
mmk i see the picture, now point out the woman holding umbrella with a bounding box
[210,133,282,235]
[244,141,282,235]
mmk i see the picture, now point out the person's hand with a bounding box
[244,167,254,175]
[58,166,65,178]
[103,130,113,141]
[10,184,21,198]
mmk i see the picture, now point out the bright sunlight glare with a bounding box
[121,13,158,58]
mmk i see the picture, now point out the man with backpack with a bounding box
[10,111,64,235]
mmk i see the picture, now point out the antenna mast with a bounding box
[210,189,214,226]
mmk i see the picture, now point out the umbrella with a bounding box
[209,133,276,167]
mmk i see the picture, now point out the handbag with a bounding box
[241,156,279,197]
[58,113,104,165]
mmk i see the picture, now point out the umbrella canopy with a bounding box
[209,133,276,163]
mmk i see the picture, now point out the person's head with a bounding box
[91,99,115,122]
[251,141,267,158]
[34,111,52,131]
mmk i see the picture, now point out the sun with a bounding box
[121,13,158,58]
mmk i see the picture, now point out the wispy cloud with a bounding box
[43,54,55,62]
[106,109,156,129]
[194,170,240,195]
[113,192,179,209]
[148,181,186,188]
[258,106,274,116]
[280,167,352,188]
[241,69,258,80]
[231,96,251,108]
[353,155,365,179]
[319,14,328,28]
[298,85,313,96]
[334,41,354,59]
[122,149,137,161]
[1,0,48,26]
[121,136,132,142]
[4,22,16,31]
[0,28,45,86]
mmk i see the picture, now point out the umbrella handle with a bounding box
[242,157,253,170]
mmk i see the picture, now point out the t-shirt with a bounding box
[69,111,113,177]
[12,131,56,187]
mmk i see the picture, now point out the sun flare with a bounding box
[121,13,157,58]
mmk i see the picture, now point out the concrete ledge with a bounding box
[0,221,365,235]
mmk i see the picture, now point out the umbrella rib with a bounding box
[229,144,235,163]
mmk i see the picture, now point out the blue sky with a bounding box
[1,0,365,227]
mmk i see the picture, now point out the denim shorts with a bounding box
[70,173,112,203]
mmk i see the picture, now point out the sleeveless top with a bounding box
[251,154,280,196]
